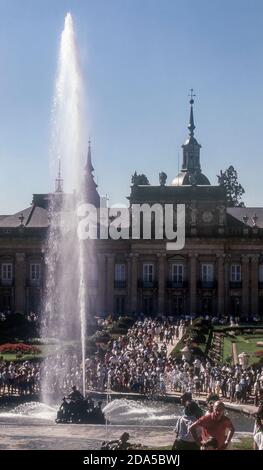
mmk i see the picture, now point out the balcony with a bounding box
[229,281,242,289]
[167,280,188,289]
[27,278,41,288]
[114,280,127,289]
[198,280,217,289]
[138,280,158,289]
[0,279,14,287]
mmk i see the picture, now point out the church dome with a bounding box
[171,171,211,186]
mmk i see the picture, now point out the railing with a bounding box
[138,280,158,289]
[198,280,217,289]
[229,281,242,289]
[166,280,188,288]
[0,279,14,287]
[26,278,41,287]
[114,280,127,288]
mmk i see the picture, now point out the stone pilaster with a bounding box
[106,254,115,314]
[217,254,225,316]
[190,253,197,314]
[242,255,250,315]
[127,256,132,314]
[158,253,166,314]
[251,255,259,315]
[98,254,106,314]
[131,254,138,313]
[15,253,26,313]
[224,255,230,314]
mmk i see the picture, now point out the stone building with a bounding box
[1,98,263,318]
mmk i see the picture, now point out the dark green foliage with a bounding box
[131,171,150,185]
[0,313,38,341]
[117,316,134,328]
[92,331,111,343]
[107,326,127,335]
[217,165,245,207]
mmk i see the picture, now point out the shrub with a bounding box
[189,332,206,344]
[117,316,134,328]
[0,343,40,354]
[191,346,205,357]
[92,331,110,343]
[86,338,97,355]
[108,326,127,335]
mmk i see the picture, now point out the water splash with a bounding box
[2,402,57,421]
[103,399,179,425]
[41,12,89,401]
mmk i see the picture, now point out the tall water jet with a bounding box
[41,13,91,401]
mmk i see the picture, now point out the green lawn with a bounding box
[0,343,60,362]
[222,335,263,365]
[0,353,43,362]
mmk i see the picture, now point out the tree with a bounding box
[217,165,245,207]
[131,171,150,186]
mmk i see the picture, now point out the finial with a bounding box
[188,89,196,137]
[243,215,249,225]
[19,213,25,227]
[252,214,258,227]
[189,88,196,105]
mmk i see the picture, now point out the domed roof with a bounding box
[171,171,211,186]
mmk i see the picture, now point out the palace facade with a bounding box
[1,98,263,318]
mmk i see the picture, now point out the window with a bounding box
[114,296,126,315]
[172,296,184,315]
[115,263,126,281]
[30,264,41,281]
[143,263,154,282]
[2,263,12,281]
[231,264,241,282]
[201,264,214,282]
[143,296,153,314]
[259,265,263,283]
[172,264,184,283]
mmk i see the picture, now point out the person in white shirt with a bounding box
[254,405,263,450]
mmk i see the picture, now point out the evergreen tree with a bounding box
[217,165,245,207]
[131,171,150,185]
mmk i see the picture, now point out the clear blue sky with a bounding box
[0,0,263,213]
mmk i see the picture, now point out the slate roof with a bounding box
[0,205,49,228]
[129,184,226,203]
[227,207,263,228]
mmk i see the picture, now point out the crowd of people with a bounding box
[1,317,263,408]
[0,361,40,396]
[0,313,263,451]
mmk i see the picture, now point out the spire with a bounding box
[171,89,210,185]
[82,139,100,206]
[188,89,196,137]
[86,139,94,174]
[55,158,63,192]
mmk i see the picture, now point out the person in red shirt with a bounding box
[189,401,235,450]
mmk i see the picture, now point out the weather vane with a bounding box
[189,88,196,104]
